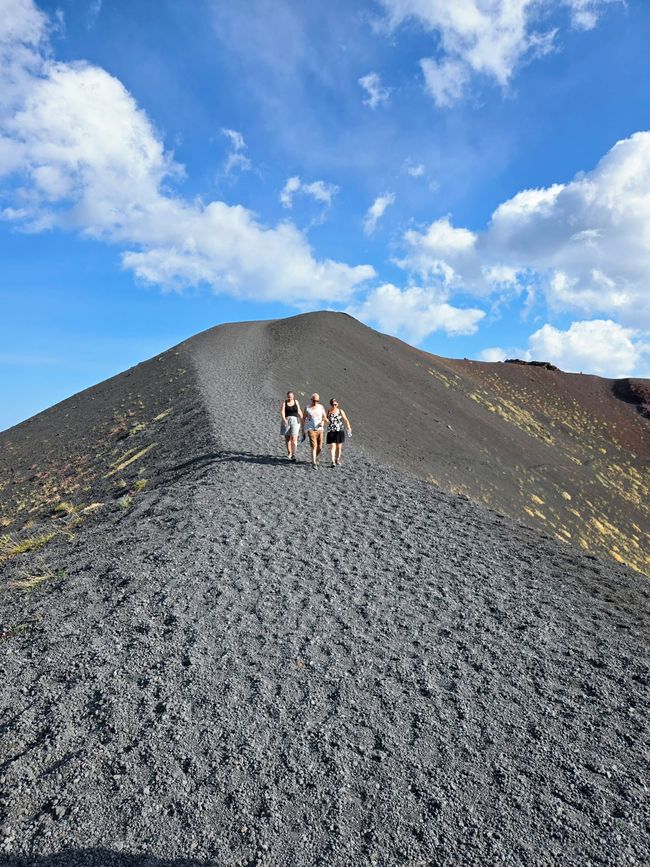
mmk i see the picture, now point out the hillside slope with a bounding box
[193,312,650,576]
[1,313,648,865]
[2,312,647,576]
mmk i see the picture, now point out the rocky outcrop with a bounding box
[613,378,650,418]
[505,358,559,371]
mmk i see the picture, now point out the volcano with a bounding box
[1,312,648,866]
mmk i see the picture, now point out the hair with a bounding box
[286,390,294,398]
[329,398,338,406]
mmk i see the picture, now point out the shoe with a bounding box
[330,461,336,468]
[312,463,318,469]
[291,456,296,462]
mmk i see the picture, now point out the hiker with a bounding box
[280,391,303,462]
[326,398,352,467]
[301,392,328,468]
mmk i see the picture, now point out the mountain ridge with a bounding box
[1,311,648,576]
[1,311,649,864]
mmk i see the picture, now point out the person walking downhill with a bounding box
[326,398,352,467]
[302,393,327,468]
[280,391,302,462]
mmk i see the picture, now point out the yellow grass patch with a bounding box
[105,444,157,477]
[0,531,58,561]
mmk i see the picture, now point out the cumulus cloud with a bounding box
[347,282,485,344]
[378,0,620,106]
[359,72,392,109]
[221,127,251,174]
[363,192,395,235]
[280,175,338,209]
[0,1,374,305]
[481,319,649,378]
[528,319,648,378]
[395,132,650,328]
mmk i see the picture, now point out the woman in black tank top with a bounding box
[280,390,303,461]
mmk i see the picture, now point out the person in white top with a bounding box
[301,392,327,468]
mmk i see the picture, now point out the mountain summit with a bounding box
[1,312,648,865]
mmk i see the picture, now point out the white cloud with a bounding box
[280,175,338,208]
[420,57,469,108]
[527,319,648,378]
[359,71,392,109]
[221,127,251,174]
[347,282,485,343]
[404,159,425,177]
[395,132,650,328]
[0,0,47,46]
[379,0,620,106]
[478,347,507,362]
[0,1,374,305]
[87,0,102,29]
[480,319,649,378]
[363,192,395,235]
[565,0,620,30]
[396,217,485,291]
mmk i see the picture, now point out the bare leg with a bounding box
[290,435,298,458]
[336,443,343,464]
[284,435,292,457]
[329,443,336,465]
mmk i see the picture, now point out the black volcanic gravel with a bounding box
[1,316,649,866]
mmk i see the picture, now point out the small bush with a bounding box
[51,501,75,516]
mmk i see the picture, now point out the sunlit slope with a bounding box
[217,312,649,576]
[428,358,649,575]
[0,345,209,570]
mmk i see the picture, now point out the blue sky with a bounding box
[1,0,650,430]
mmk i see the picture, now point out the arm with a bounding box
[341,409,352,434]
[296,400,303,422]
[280,400,287,423]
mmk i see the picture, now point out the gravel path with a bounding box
[0,323,649,866]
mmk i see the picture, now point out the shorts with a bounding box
[282,416,300,437]
[307,429,323,451]
[327,430,345,444]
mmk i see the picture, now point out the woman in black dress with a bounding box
[280,391,302,461]
[326,398,352,467]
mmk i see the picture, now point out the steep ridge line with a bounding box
[189,312,650,576]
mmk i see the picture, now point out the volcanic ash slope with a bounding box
[0,313,649,866]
